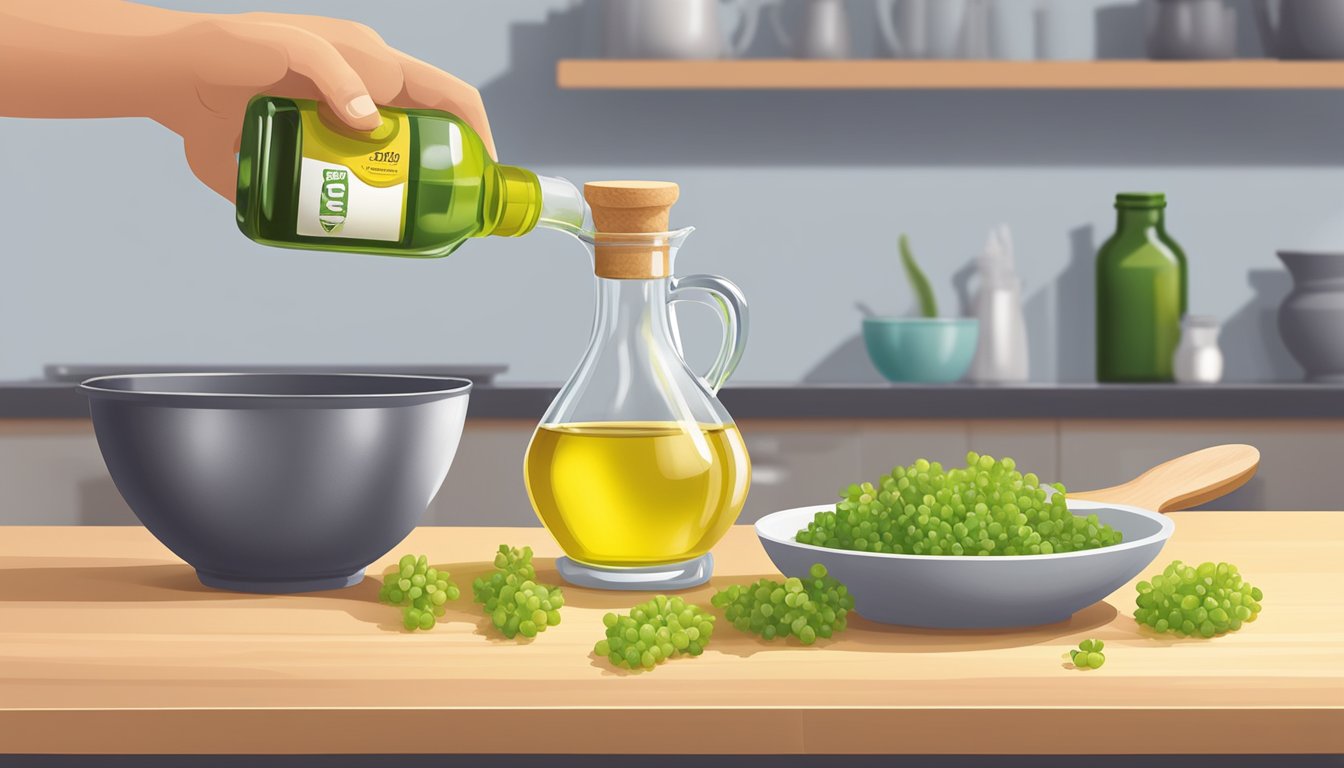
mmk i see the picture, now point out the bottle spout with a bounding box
[537,175,590,235]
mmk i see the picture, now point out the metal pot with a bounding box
[770,0,852,59]
[1255,0,1344,59]
[602,0,762,59]
[1148,0,1238,60]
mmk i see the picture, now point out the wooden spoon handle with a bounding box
[1069,444,1260,513]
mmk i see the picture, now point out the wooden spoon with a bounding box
[1069,444,1260,513]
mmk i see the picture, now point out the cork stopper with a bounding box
[584,181,680,279]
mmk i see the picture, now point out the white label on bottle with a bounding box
[296,158,405,242]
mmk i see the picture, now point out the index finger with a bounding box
[392,53,496,159]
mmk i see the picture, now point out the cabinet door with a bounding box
[1058,420,1337,510]
[737,420,863,525]
[966,421,1061,484]
[0,421,136,525]
[427,420,536,526]
[738,420,1041,524]
[859,420,1058,494]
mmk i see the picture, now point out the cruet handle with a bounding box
[668,274,749,395]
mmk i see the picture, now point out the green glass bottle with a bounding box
[235,96,584,258]
[1096,193,1188,382]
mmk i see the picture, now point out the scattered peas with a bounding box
[795,453,1123,557]
[379,553,460,631]
[1134,560,1263,637]
[595,595,714,671]
[1069,639,1106,669]
[711,563,854,644]
[472,545,564,639]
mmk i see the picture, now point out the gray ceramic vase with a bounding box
[1277,251,1344,382]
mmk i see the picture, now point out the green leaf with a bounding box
[900,234,938,318]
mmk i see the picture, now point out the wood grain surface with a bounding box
[1,516,1341,756]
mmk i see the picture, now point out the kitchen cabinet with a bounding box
[429,419,534,526]
[737,421,860,518]
[0,417,1339,526]
[2,517,1339,760]
[417,418,1344,520]
[0,420,136,525]
[1056,420,1338,512]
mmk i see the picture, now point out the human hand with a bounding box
[153,11,496,201]
[0,2,495,202]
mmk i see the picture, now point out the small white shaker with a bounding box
[1173,315,1224,384]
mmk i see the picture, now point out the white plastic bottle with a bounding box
[969,225,1030,384]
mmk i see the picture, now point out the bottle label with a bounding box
[295,105,410,242]
[318,169,348,232]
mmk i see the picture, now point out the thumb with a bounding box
[183,133,239,203]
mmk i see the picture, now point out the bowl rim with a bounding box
[755,499,1173,563]
[78,372,473,401]
[862,316,978,326]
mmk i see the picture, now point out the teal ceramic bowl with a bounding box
[862,318,979,383]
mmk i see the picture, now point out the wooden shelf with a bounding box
[557,59,1344,90]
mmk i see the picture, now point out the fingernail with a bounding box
[346,95,377,120]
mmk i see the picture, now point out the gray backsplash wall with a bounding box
[1,0,1339,384]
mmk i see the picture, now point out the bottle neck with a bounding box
[483,165,540,237]
[481,168,587,239]
[1116,206,1165,232]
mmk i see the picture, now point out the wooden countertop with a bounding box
[1,515,1341,757]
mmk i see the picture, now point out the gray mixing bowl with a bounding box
[757,500,1173,628]
[82,373,471,593]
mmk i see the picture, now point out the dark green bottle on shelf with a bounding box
[1096,193,1188,382]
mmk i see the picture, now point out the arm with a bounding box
[0,0,496,200]
[0,0,183,120]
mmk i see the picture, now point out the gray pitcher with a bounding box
[1255,0,1344,59]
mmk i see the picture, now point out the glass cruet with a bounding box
[524,181,751,590]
